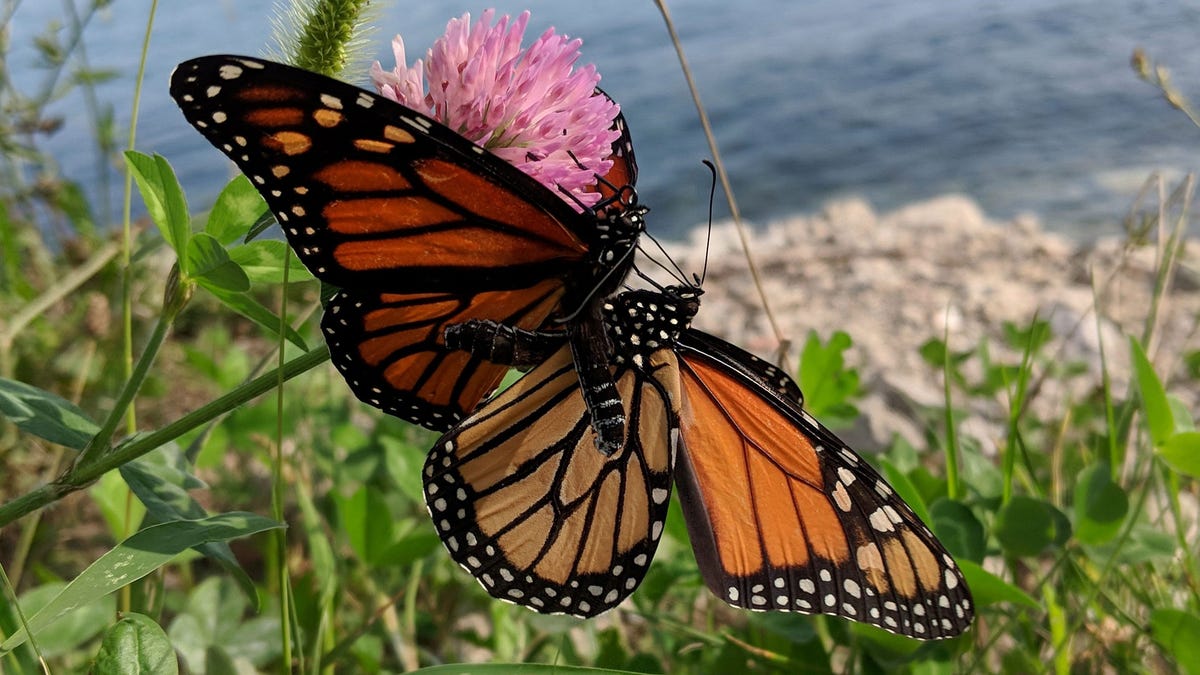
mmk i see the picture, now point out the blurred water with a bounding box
[10,0,1200,240]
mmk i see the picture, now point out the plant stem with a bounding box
[71,301,174,473]
[941,307,961,500]
[0,345,330,529]
[273,252,294,671]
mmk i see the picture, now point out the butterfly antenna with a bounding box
[640,228,690,283]
[555,244,641,324]
[632,265,668,292]
[699,159,717,286]
[634,246,685,286]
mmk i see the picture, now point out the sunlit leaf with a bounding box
[1131,337,1174,446]
[0,513,283,653]
[124,151,190,258]
[1159,431,1200,478]
[187,233,250,293]
[228,240,313,285]
[995,496,1070,557]
[0,377,98,449]
[1150,609,1200,674]
[206,175,267,245]
[93,613,178,675]
[1073,463,1127,545]
[956,560,1039,610]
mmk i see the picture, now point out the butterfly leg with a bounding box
[444,320,565,368]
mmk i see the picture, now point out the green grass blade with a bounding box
[0,513,283,654]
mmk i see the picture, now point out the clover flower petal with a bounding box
[371,10,619,209]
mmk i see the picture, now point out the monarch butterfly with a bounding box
[170,55,645,447]
[425,283,974,639]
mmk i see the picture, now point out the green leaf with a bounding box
[955,560,1039,610]
[374,526,441,567]
[1073,463,1128,545]
[124,151,190,257]
[798,330,860,421]
[206,175,267,245]
[918,338,973,369]
[228,240,314,285]
[929,498,985,561]
[995,496,1070,557]
[1131,336,1174,446]
[205,286,308,351]
[1089,524,1178,565]
[1169,395,1196,432]
[167,577,281,672]
[1185,350,1200,381]
[89,472,146,541]
[1150,609,1200,675]
[119,444,259,608]
[93,613,178,675]
[1002,318,1052,353]
[382,435,432,505]
[0,377,99,449]
[0,513,283,654]
[186,233,250,292]
[15,583,115,657]
[1159,431,1200,478]
[245,210,279,242]
[337,486,394,565]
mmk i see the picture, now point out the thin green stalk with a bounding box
[273,251,294,672]
[181,298,322,465]
[1163,465,1200,606]
[70,265,188,473]
[941,307,961,499]
[70,300,173,473]
[0,562,49,674]
[1142,175,1192,356]
[1090,271,1119,478]
[121,0,159,438]
[323,584,409,667]
[1044,583,1069,675]
[0,345,330,529]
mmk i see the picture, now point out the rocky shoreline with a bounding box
[659,194,1200,452]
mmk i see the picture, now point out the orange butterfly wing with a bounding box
[170,55,594,292]
[324,280,564,427]
[423,345,678,616]
[675,330,973,639]
[171,55,643,428]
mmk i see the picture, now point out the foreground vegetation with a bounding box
[2,1,1199,672]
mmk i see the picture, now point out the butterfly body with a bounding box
[430,285,974,637]
[171,55,645,432]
